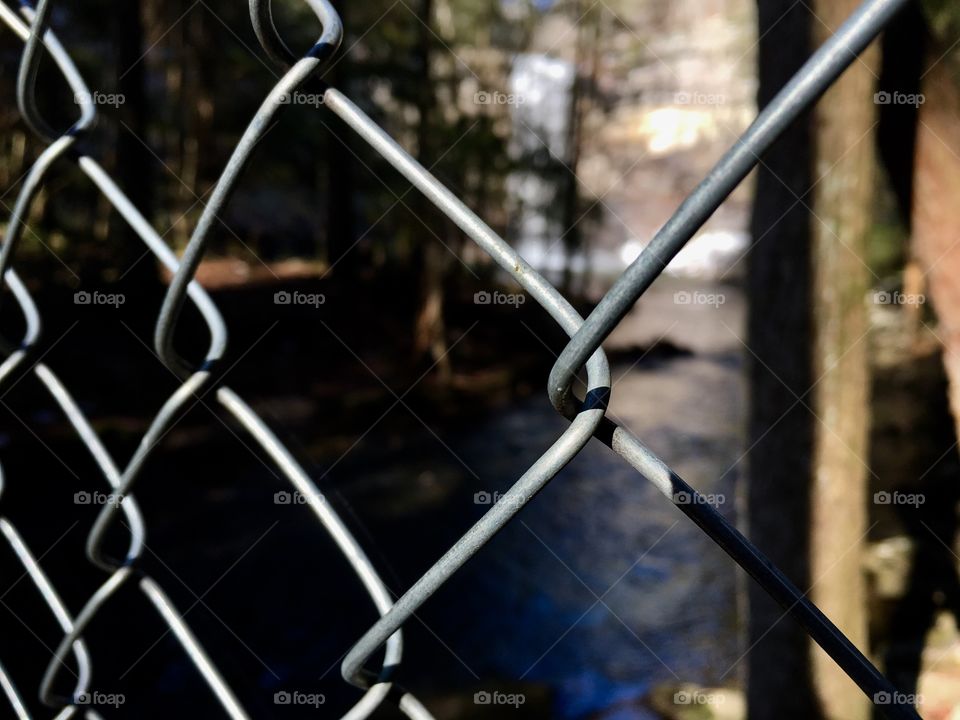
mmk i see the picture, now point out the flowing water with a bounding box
[329,278,748,718]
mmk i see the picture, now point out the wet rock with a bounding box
[864,536,916,600]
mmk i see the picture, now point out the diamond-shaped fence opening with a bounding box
[0,0,922,719]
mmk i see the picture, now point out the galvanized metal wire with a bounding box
[0,0,924,718]
[0,2,427,718]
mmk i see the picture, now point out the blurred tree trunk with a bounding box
[412,0,452,380]
[806,4,877,718]
[747,2,879,719]
[175,9,209,246]
[559,0,602,299]
[914,4,960,446]
[142,0,195,249]
[559,0,586,297]
[112,0,159,287]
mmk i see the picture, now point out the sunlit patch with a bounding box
[638,107,716,155]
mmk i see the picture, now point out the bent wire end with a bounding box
[250,0,343,69]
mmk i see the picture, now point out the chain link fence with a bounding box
[0,0,923,718]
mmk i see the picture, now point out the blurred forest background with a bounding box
[0,0,959,719]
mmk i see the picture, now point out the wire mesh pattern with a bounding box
[0,0,923,718]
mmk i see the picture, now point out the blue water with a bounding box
[434,361,743,718]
